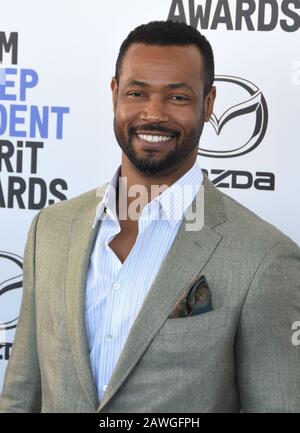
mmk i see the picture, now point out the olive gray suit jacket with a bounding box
[0,173,300,413]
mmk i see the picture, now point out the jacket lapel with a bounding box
[64,185,107,411]
[97,173,226,412]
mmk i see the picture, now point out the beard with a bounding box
[113,116,205,176]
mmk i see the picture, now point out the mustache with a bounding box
[129,124,180,137]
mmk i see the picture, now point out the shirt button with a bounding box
[106,334,113,341]
[103,384,107,392]
[113,283,120,290]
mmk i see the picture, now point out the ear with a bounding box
[111,77,118,113]
[204,86,216,122]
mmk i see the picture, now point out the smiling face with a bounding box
[111,43,215,177]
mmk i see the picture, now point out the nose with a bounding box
[140,96,170,123]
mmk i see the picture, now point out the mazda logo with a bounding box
[199,75,268,158]
[0,251,23,332]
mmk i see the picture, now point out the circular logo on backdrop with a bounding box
[0,251,23,331]
[199,75,268,158]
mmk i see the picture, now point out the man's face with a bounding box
[111,43,215,176]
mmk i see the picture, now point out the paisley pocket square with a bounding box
[168,275,212,319]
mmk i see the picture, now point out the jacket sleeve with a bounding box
[235,238,300,412]
[0,212,42,413]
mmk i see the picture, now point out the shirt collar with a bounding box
[154,159,203,228]
[93,160,203,229]
[93,166,121,228]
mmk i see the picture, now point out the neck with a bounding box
[120,152,197,200]
[115,151,198,225]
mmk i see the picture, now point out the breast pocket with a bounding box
[156,306,229,337]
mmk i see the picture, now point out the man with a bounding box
[0,21,299,413]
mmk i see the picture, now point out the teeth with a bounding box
[138,134,172,143]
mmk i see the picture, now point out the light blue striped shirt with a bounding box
[85,160,203,401]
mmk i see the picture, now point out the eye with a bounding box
[127,91,144,97]
[170,95,189,102]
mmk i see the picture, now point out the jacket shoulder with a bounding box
[34,184,107,230]
[219,187,298,249]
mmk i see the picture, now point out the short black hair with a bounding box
[115,20,214,97]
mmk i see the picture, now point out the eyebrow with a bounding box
[167,82,194,93]
[126,80,195,93]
